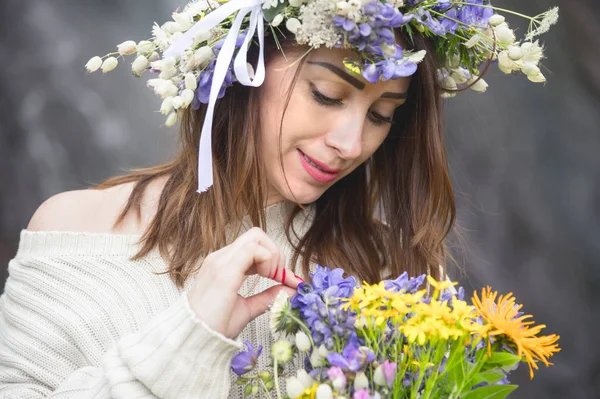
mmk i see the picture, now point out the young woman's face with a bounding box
[260,47,411,205]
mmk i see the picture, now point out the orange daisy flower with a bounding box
[472,286,561,379]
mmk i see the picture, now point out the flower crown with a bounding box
[86,0,559,193]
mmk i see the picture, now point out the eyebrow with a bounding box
[307,61,407,100]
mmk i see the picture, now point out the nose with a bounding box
[324,112,363,161]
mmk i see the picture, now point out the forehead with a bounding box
[304,47,411,94]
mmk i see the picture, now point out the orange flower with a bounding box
[472,287,561,379]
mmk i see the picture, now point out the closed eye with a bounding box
[311,84,396,126]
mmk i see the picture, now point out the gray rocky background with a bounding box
[1,0,598,397]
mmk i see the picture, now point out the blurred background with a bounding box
[1,0,598,397]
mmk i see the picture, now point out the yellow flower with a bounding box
[472,287,561,379]
[426,275,458,297]
[299,383,319,399]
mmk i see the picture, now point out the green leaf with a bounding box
[483,352,522,372]
[471,369,507,386]
[462,384,518,399]
[263,1,287,22]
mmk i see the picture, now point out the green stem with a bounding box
[288,314,315,348]
[259,378,270,398]
[273,359,283,399]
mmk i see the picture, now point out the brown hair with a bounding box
[93,32,455,288]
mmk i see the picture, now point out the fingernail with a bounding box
[294,273,304,282]
[282,268,287,283]
[271,267,279,280]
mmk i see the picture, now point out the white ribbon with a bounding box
[165,0,267,193]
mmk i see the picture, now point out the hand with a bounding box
[187,227,303,339]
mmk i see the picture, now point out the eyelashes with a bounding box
[309,85,396,126]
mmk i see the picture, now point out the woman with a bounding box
[0,0,555,398]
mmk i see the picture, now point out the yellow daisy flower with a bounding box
[472,286,561,379]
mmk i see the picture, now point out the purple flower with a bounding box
[326,335,375,372]
[415,8,447,36]
[327,366,347,391]
[354,389,382,399]
[381,360,397,387]
[231,341,262,376]
[384,272,426,293]
[458,0,494,27]
[292,266,357,347]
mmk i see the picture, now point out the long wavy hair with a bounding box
[93,32,456,288]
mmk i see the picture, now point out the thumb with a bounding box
[242,285,297,325]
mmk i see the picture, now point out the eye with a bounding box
[369,111,395,126]
[310,85,343,107]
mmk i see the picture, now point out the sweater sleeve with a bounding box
[0,257,242,399]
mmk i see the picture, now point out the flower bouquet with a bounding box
[231,266,560,399]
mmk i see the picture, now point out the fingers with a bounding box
[241,285,298,326]
[229,227,301,288]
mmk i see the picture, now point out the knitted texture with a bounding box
[0,201,315,398]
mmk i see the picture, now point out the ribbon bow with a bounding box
[165,0,267,193]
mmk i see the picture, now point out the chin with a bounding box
[279,178,328,204]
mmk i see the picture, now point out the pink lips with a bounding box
[298,150,340,183]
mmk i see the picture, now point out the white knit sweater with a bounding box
[0,201,316,399]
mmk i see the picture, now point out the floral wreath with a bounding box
[86,0,559,192]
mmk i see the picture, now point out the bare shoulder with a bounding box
[26,177,167,234]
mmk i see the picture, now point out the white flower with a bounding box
[464,34,481,48]
[521,41,544,64]
[131,56,149,76]
[172,12,193,31]
[151,57,176,72]
[193,29,211,46]
[149,52,160,62]
[294,0,342,48]
[85,56,103,73]
[404,50,427,64]
[508,45,524,61]
[160,97,174,115]
[289,0,305,7]
[159,67,178,80]
[271,14,284,28]
[117,40,137,55]
[137,40,155,56]
[165,112,178,127]
[309,347,325,367]
[526,7,559,41]
[297,370,315,388]
[101,57,119,73]
[498,50,520,74]
[185,73,198,90]
[188,46,214,69]
[286,377,306,399]
[354,372,369,390]
[495,24,515,45]
[441,75,457,91]
[148,79,179,99]
[468,77,488,92]
[336,1,350,15]
[295,331,311,352]
[521,63,541,77]
[286,18,302,34]
[172,96,185,109]
[374,364,386,386]
[271,340,293,363]
[316,384,333,399]
[162,21,184,35]
[153,23,171,50]
[447,53,460,69]
[489,14,505,27]
[269,291,290,337]
[528,72,546,83]
[450,67,470,84]
[181,89,195,107]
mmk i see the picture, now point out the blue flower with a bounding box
[457,0,494,27]
[292,266,357,347]
[326,334,375,372]
[415,8,448,36]
[231,341,262,376]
